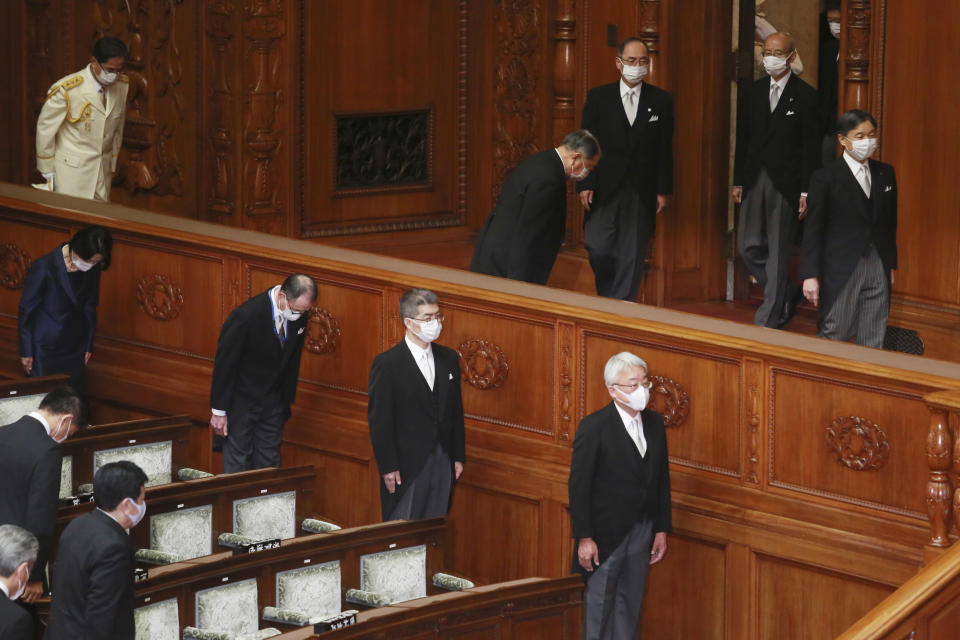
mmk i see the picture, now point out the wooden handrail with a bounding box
[837,540,960,639]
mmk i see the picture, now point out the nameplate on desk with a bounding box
[314,610,358,632]
[134,567,149,582]
[61,492,95,506]
[232,538,281,555]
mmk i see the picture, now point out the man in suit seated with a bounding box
[578,36,674,301]
[368,288,465,521]
[470,129,601,285]
[46,461,148,640]
[0,386,83,604]
[569,351,672,640]
[800,109,897,348]
[733,31,820,328]
[209,273,318,472]
[0,525,39,640]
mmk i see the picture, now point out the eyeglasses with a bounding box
[411,312,445,323]
[613,379,652,392]
[619,56,649,66]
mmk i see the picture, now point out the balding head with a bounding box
[763,32,795,55]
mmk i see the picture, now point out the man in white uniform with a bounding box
[35,37,129,201]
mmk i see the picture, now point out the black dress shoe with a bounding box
[778,285,803,328]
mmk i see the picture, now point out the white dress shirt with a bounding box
[614,401,647,457]
[405,335,435,390]
[28,410,53,436]
[842,150,872,197]
[0,580,10,598]
[620,78,643,126]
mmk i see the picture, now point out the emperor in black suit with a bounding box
[0,387,82,601]
[569,352,671,640]
[368,289,466,521]
[800,110,897,348]
[578,37,674,301]
[470,130,601,285]
[46,461,148,640]
[17,226,112,392]
[210,274,317,472]
[734,33,820,328]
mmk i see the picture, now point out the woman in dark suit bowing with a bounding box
[17,226,112,392]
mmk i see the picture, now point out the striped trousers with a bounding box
[818,246,889,349]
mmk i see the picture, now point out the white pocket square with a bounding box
[297,327,305,335]
[448,373,454,380]
[884,185,893,192]
[785,110,795,116]
[648,115,659,122]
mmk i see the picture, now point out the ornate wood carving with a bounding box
[135,273,184,321]
[242,0,285,217]
[334,111,430,191]
[825,416,890,471]
[557,321,574,439]
[926,408,952,547]
[492,0,543,196]
[206,0,238,220]
[0,244,32,289]
[305,306,341,355]
[843,0,871,112]
[552,0,577,245]
[745,359,762,485]
[649,375,689,428]
[458,339,509,390]
[95,0,185,196]
[638,1,661,77]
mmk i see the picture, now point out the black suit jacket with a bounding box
[734,74,820,203]
[568,403,672,576]
[210,289,309,412]
[0,596,32,640]
[0,415,62,583]
[470,150,567,285]
[368,340,466,521]
[577,81,674,211]
[799,157,898,315]
[18,245,101,370]
[45,509,135,640]
[818,36,840,134]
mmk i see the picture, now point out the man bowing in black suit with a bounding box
[368,288,466,521]
[210,273,317,472]
[0,386,83,604]
[733,32,820,328]
[569,351,671,640]
[0,525,38,640]
[46,461,148,640]
[578,37,674,301]
[800,110,897,348]
[470,129,601,285]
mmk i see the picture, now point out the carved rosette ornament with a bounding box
[649,375,690,428]
[0,244,32,289]
[135,274,184,321]
[305,307,341,355]
[825,416,890,471]
[458,339,509,390]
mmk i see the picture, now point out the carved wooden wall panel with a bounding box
[0,218,71,320]
[769,368,930,518]
[579,332,741,476]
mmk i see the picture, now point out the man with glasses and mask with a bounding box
[577,37,674,301]
[35,37,129,201]
[210,274,317,472]
[733,31,820,329]
[0,386,83,606]
[800,109,896,348]
[569,352,671,640]
[46,461,147,640]
[368,288,465,521]
[0,525,39,640]
[471,129,601,285]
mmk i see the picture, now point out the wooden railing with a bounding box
[4,184,960,638]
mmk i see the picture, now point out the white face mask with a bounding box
[51,416,71,444]
[845,137,878,162]
[762,55,790,77]
[409,318,442,343]
[620,63,648,85]
[829,21,841,39]
[279,294,303,321]
[617,385,650,412]
[97,67,118,85]
[9,564,26,601]
[73,256,95,272]
[126,497,147,528]
[571,157,591,181]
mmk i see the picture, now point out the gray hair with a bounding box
[399,288,439,319]
[603,351,648,387]
[561,129,602,160]
[0,525,38,577]
[765,31,796,53]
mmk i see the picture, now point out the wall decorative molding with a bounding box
[557,321,574,440]
[825,416,890,471]
[842,0,871,112]
[333,111,431,193]
[458,338,509,390]
[0,244,31,289]
[305,306,341,355]
[650,374,689,428]
[136,273,185,321]
[205,0,238,220]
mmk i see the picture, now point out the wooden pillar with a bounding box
[841,0,872,112]
[637,0,664,306]
[926,407,952,550]
[553,0,579,246]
